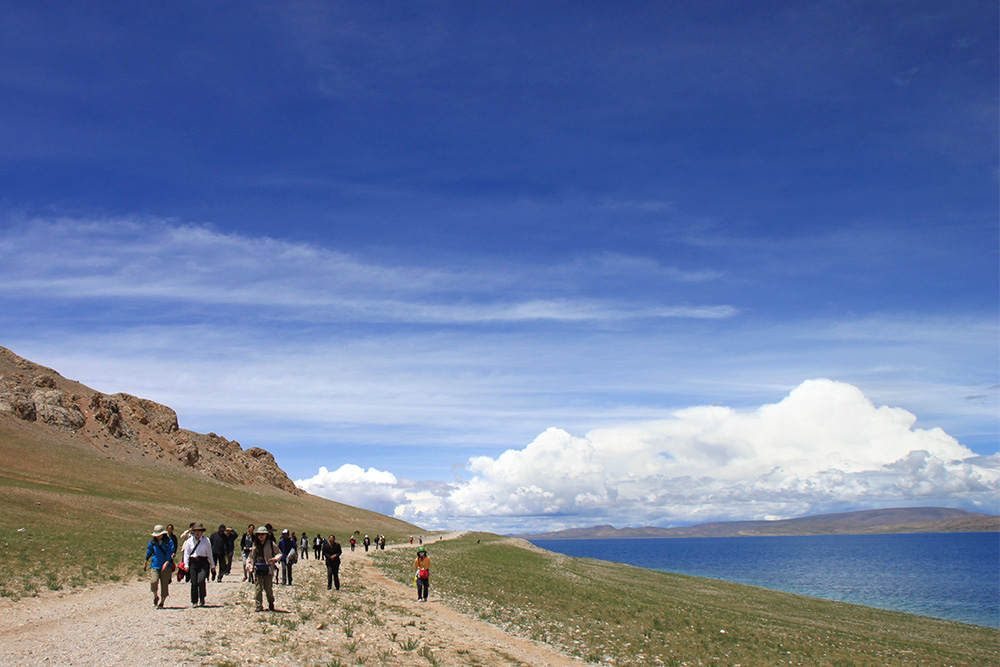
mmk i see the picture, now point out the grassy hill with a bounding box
[0,413,421,598]
[374,533,1000,667]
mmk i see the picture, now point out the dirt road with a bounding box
[0,537,586,667]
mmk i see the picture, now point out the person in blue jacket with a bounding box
[278,529,297,585]
[144,525,175,608]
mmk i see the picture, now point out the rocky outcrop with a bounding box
[0,346,302,496]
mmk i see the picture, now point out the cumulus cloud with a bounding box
[381,379,998,532]
[295,464,409,516]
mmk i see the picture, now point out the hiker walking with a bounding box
[223,526,237,577]
[313,534,323,560]
[210,525,229,582]
[182,523,216,607]
[178,522,195,582]
[241,524,256,582]
[165,524,178,554]
[322,534,343,591]
[299,532,310,559]
[278,529,297,585]
[349,536,356,551]
[250,526,280,611]
[414,546,430,602]
[144,525,175,609]
[363,534,370,552]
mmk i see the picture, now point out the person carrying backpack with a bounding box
[250,526,280,611]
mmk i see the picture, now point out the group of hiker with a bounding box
[143,523,432,612]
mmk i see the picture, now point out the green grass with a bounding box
[373,533,1000,667]
[0,418,421,598]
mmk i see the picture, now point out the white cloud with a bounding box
[295,464,408,516]
[385,380,999,532]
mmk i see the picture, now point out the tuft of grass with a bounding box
[397,637,420,651]
[419,646,440,666]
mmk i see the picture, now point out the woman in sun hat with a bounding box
[144,525,175,608]
[182,522,216,607]
[250,526,281,611]
[414,546,430,602]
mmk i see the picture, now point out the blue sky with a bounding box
[1,1,997,532]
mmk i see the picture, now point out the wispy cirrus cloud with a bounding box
[0,216,733,324]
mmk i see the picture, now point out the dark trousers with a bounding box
[213,552,228,580]
[416,575,429,601]
[281,561,293,585]
[326,561,340,590]
[189,557,210,604]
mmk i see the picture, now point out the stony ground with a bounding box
[0,536,587,667]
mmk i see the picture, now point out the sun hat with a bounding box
[256,526,269,535]
[192,522,206,531]
[151,525,168,537]
[417,546,427,553]
[282,528,289,534]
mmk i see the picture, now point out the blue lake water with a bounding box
[531,532,1000,628]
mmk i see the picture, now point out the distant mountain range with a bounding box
[515,507,999,540]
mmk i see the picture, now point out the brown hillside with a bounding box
[0,345,300,494]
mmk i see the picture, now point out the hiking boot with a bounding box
[153,595,159,607]
[255,606,263,612]
[268,602,275,611]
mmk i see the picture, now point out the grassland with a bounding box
[373,533,999,667]
[0,416,421,598]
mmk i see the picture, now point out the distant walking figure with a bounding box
[414,546,430,602]
[322,534,343,591]
[278,529,296,585]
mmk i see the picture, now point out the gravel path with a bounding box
[0,538,587,667]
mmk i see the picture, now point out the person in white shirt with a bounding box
[182,523,216,607]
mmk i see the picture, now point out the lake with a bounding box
[530,532,999,628]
